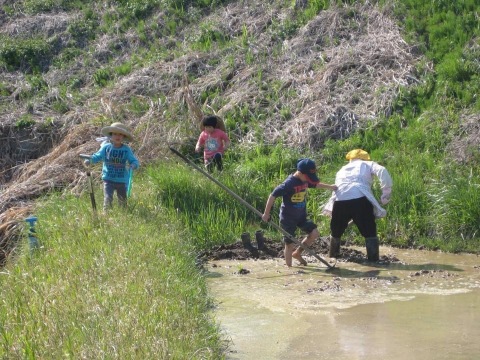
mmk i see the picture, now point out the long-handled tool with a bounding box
[169,146,335,269]
[79,154,97,212]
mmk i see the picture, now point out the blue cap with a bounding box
[296,159,319,184]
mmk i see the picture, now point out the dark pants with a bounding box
[280,218,317,244]
[330,197,376,238]
[206,153,223,172]
[103,180,127,210]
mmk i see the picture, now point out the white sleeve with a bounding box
[371,162,393,192]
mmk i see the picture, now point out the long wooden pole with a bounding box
[169,147,334,269]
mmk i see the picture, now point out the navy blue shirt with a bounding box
[272,175,315,221]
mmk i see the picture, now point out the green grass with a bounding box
[0,184,224,358]
[1,140,479,355]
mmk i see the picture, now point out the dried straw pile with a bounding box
[0,2,432,261]
[0,207,31,266]
[448,112,480,165]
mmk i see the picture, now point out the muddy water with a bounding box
[206,246,480,360]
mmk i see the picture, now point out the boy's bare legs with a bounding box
[284,242,295,267]
[292,228,319,265]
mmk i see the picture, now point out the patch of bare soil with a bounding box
[200,236,402,266]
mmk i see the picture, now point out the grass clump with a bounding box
[0,36,53,72]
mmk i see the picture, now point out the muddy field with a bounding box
[206,245,480,360]
[200,235,402,266]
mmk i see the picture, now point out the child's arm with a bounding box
[89,146,106,164]
[222,131,230,150]
[262,194,276,222]
[128,150,140,170]
[315,182,337,191]
[223,138,230,150]
[195,133,205,152]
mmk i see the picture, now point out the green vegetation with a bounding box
[15,115,36,129]
[391,0,480,109]
[0,187,223,358]
[0,36,52,72]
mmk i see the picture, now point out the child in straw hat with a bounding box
[84,122,139,211]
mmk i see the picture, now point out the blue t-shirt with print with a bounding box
[272,174,315,222]
[90,144,139,184]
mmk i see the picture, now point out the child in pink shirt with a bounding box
[195,115,230,172]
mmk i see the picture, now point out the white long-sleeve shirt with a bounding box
[322,159,393,218]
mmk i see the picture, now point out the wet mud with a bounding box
[205,245,480,360]
[199,236,401,266]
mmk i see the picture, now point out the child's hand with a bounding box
[195,147,201,152]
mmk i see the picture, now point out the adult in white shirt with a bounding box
[322,149,393,261]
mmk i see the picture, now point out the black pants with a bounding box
[206,153,223,172]
[330,196,376,238]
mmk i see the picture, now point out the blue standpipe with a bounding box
[25,216,39,251]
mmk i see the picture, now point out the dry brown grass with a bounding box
[448,112,480,165]
[0,2,431,250]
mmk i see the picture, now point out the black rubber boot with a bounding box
[241,232,253,250]
[329,236,341,258]
[365,237,379,261]
[255,230,265,250]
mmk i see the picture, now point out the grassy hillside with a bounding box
[1,0,478,247]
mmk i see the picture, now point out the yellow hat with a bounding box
[346,149,370,161]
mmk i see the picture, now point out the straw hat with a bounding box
[101,122,134,142]
[346,149,370,161]
[199,115,226,132]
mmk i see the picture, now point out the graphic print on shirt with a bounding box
[291,183,308,208]
[205,137,220,152]
[106,148,127,179]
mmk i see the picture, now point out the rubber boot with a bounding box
[255,230,265,250]
[329,236,341,258]
[365,237,379,261]
[241,232,253,250]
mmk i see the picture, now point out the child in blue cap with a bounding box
[262,158,337,267]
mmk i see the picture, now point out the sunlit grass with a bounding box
[0,186,224,358]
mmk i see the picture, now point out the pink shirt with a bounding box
[196,129,229,160]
